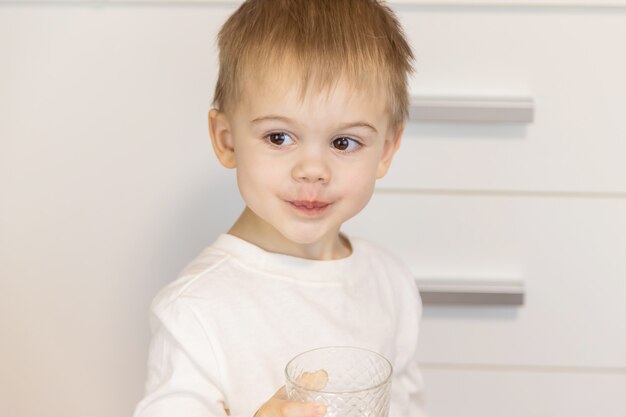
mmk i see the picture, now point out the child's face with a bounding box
[210,77,402,254]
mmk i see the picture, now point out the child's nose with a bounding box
[291,153,330,184]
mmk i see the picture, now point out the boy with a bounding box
[134,1,426,417]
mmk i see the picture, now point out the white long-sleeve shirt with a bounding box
[134,234,426,417]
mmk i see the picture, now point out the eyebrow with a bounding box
[250,115,378,134]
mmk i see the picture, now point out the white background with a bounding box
[1,2,625,417]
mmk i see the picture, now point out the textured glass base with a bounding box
[285,346,392,417]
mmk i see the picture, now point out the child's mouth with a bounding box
[288,200,331,216]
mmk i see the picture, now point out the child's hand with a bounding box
[255,370,328,417]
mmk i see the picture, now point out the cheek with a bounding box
[236,164,262,197]
[235,155,282,198]
[340,168,377,208]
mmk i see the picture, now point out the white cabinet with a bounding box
[380,8,626,193]
[421,367,626,417]
[344,6,626,417]
[381,9,626,193]
[346,193,626,367]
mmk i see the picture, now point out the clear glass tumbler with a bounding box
[285,346,393,417]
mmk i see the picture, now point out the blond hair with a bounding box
[213,0,414,130]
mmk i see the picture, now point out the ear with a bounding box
[376,124,404,179]
[208,108,237,169]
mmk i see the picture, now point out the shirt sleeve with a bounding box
[390,264,429,417]
[133,297,233,417]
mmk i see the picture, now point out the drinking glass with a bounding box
[285,346,392,417]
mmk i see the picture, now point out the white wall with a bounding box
[1,2,625,417]
[0,4,242,416]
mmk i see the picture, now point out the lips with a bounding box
[288,200,331,216]
[290,200,330,209]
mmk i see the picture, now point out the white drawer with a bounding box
[344,191,626,368]
[420,366,626,417]
[381,9,626,193]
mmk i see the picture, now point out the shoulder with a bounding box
[350,236,413,278]
[349,235,421,304]
[150,244,237,316]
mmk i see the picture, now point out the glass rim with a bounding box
[284,346,393,395]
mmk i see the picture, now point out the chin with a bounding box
[283,233,324,246]
[280,227,329,246]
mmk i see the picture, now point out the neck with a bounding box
[227,207,351,260]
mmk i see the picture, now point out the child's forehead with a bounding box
[235,72,390,124]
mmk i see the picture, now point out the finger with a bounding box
[281,400,326,417]
[273,386,287,400]
[297,370,329,391]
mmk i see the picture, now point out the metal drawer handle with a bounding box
[416,276,525,306]
[409,95,534,124]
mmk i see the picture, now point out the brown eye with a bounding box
[332,137,361,152]
[267,132,294,146]
[332,137,350,150]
